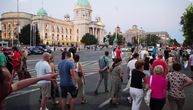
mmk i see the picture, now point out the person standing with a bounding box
[0,48,7,66]
[167,63,193,110]
[189,51,193,78]
[49,54,59,104]
[74,54,87,104]
[58,52,78,110]
[109,58,123,105]
[112,48,116,61]
[152,54,168,78]
[12,47,21,80]
[116,46,122,59]
[68,44,77,59]
[35,52,52,110]
[147,65,168,110]
[130,60,146,110]
[94,51,110,95]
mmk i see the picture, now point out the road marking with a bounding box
[6,88,40,100]
[98,98,111,108]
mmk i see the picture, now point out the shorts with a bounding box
[191,66,193,71]
[38,83,51,97]
[60,86,78,98]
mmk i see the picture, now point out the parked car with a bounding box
[37,45,52,53]
[28,47,44,55]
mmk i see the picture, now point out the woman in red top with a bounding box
[0,65,58,110]
[12,47,21,80]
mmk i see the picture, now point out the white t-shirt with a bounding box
[35,60,51,84]
[189,54,193,66]
[140,50,149,60]
[127,59,137,76]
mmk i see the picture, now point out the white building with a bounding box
[0,0,105,46]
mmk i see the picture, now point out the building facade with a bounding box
[0,0,105,46]
[124,25,170,45]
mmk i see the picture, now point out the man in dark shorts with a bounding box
[58,52,78,110]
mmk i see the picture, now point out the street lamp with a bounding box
[17,0,20,47]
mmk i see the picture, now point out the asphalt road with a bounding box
[3,48,193,110]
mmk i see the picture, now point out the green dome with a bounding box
[77,0,90,7]
[64,14,70,18]
[37,8,48,16]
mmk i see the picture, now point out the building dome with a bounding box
[64,14,70,18]
[75,0,91,10]
[37,8,48,16]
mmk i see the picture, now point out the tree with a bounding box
[19,24,41,46]
[144,34,161,46]
[106,34,115,45]
[112,33,125,45]
[169,38,180,46]
[19,24,30,45]
[80,33,98,45]
[180,3,193,47]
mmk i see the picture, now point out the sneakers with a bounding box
[127,97,132,104]
[40,107,48,110]
[81,99,88,104]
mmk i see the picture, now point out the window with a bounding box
[45,33,48,39]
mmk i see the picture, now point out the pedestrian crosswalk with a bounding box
[27,60,99,76]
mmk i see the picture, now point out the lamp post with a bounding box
[17,0,20,47]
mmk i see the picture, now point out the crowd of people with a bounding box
[1,44,193,110]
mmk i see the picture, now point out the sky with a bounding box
[0,0,192,43]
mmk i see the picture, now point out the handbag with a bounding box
[144,75,152,106]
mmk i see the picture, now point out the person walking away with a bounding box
[152,46,157,57]
[167,63,193,110]
[74,54,87,104]
[112,48,116,62]
[152,54,168,78]
[68,44,77,59]
[49,54,59,104]
[130,60,146,110]
[168,53,175,72]
[94,51,110,95]
[146,65,168,110]
[35,52,53,110]
[58,52,78,110]
[0,48,7,66]
[116,46,122,59]
[125,53,139,102]
[0,65,58,110]
[12,47,21,80]
[109,58,123,105]
[143,54,151,76]
[182,50,189,69]
[164,47,170,60]
[189,51,193,78]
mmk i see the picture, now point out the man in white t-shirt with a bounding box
[35,52,52,110]
[189,51,193,78]
[139,48,149,60]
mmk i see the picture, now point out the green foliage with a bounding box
[80,33,98,45]
[169,38,180,46]
[19,24,30,45]
[112,33,125,45]
[144,34,161,46]
[106,34,115,45]
[19,24,41,46]
[180,3,193,47]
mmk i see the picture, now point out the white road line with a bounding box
[98,98,111,108]
[6,88,40,100]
